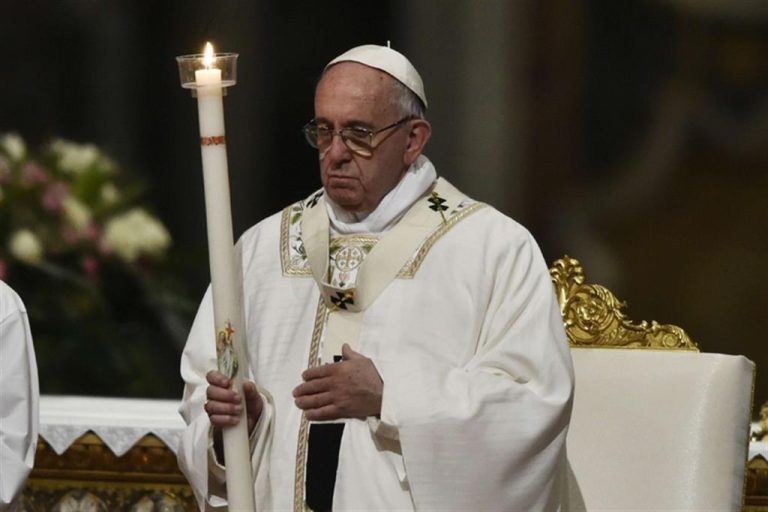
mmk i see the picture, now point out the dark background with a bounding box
[2,0,766,414]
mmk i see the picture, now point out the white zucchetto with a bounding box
[325,44,428,109]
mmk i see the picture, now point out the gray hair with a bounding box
[388,76,427,119]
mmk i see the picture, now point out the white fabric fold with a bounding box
[178,186,574,510]
[0,281,38,510]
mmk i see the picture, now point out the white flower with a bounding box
[100,183,120,205]
[62,196,92,232]
[8,229,43,264]
[0,133,26,162]
[50,139,113,175]
[103,208,171,263]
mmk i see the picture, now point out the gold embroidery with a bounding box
[330,235,379,246]
[281,200,487,279]
[398,202,487,278]
[328,236,379,288]
[281,205,312,277]
[293,298,328,511]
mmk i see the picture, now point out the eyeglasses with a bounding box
[302,117,412,157]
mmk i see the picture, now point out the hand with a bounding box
[292,344,383,421]
[204,370,263,435]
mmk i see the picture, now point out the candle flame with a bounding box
[203,42,216,68]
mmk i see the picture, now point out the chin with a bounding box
[331,198,364,213]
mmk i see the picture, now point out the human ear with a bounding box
[403,119,432,166]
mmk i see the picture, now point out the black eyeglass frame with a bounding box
[302,117,413,156]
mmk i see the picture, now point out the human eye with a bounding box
[344,126,372,142]
[314,124,332,134]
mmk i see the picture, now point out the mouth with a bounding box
[325,174,359,186]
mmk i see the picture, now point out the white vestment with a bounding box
[178,158,574,511]
[0,281,39,510]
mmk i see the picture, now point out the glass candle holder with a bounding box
[176,52,238,96]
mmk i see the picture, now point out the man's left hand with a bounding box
[293,343,383,421]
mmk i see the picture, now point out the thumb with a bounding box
[242,380,258,399]
[341,343,362,360]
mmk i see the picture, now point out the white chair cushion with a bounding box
[565,349,754,511]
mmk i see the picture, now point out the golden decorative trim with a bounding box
[281,205,312,277]
[549,255,698,350]
[398,202,487,278]
[20,433,196,511]
[31,433,187,482]
[746,455,768,508]
[330,235,379,246]
[753,401,768,442]
[281,199,486,280]
[293,298,328,512]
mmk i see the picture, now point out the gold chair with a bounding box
[551,256,755,511]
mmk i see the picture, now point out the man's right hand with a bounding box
[204,370,263,436]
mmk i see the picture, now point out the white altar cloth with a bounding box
[38,396,767,464]
[39,395,185,457]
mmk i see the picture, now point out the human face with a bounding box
[313,63,413,214]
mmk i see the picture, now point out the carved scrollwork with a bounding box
[129,492,187,512]
[52,491,108,512]
[20,434,197,511]
[752,401,768,442]
[550,255,698,350]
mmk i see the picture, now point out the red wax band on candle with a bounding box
[200,135,226,146]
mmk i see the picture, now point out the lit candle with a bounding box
[190,42,256,511]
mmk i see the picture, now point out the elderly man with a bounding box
[178,44,574,511]
[0,281,39,510]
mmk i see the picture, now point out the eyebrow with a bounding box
[313,117,376,130]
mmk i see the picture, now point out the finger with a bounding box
[206,384,240,404]
[302,363,335,381]
[241,381,264,419]
[304,404,341,422]
[294,391,334,411]
[209,413,240,427]
[242,380,258,398]
[242,381,261,403]
[293,376,332,398]
[206,370,232,388]
[341,343,362,360]
[204,398,243,417]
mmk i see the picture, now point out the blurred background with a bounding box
[1,0,766,412]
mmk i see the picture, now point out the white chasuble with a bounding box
[178,175,574,511]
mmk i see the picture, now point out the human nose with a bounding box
[320,131,352,161]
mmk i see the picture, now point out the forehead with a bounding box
[314,62,397,123]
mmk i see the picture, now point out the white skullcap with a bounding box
[325,44,428,109]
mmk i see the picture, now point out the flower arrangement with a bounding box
[0,134,171,279]
[0,133,192,397]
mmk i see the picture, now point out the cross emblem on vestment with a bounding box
[330,290,355,310]
[334,246,364,272]
[307,191,323,208]
[428,192,448,223]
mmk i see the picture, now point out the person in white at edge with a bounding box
[178,44,574,511]
[0,280,39,511]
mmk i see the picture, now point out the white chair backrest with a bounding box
[551,256,755,511]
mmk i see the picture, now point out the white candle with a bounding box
[194,41,256,511]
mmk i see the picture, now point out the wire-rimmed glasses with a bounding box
[302,117,412,157]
